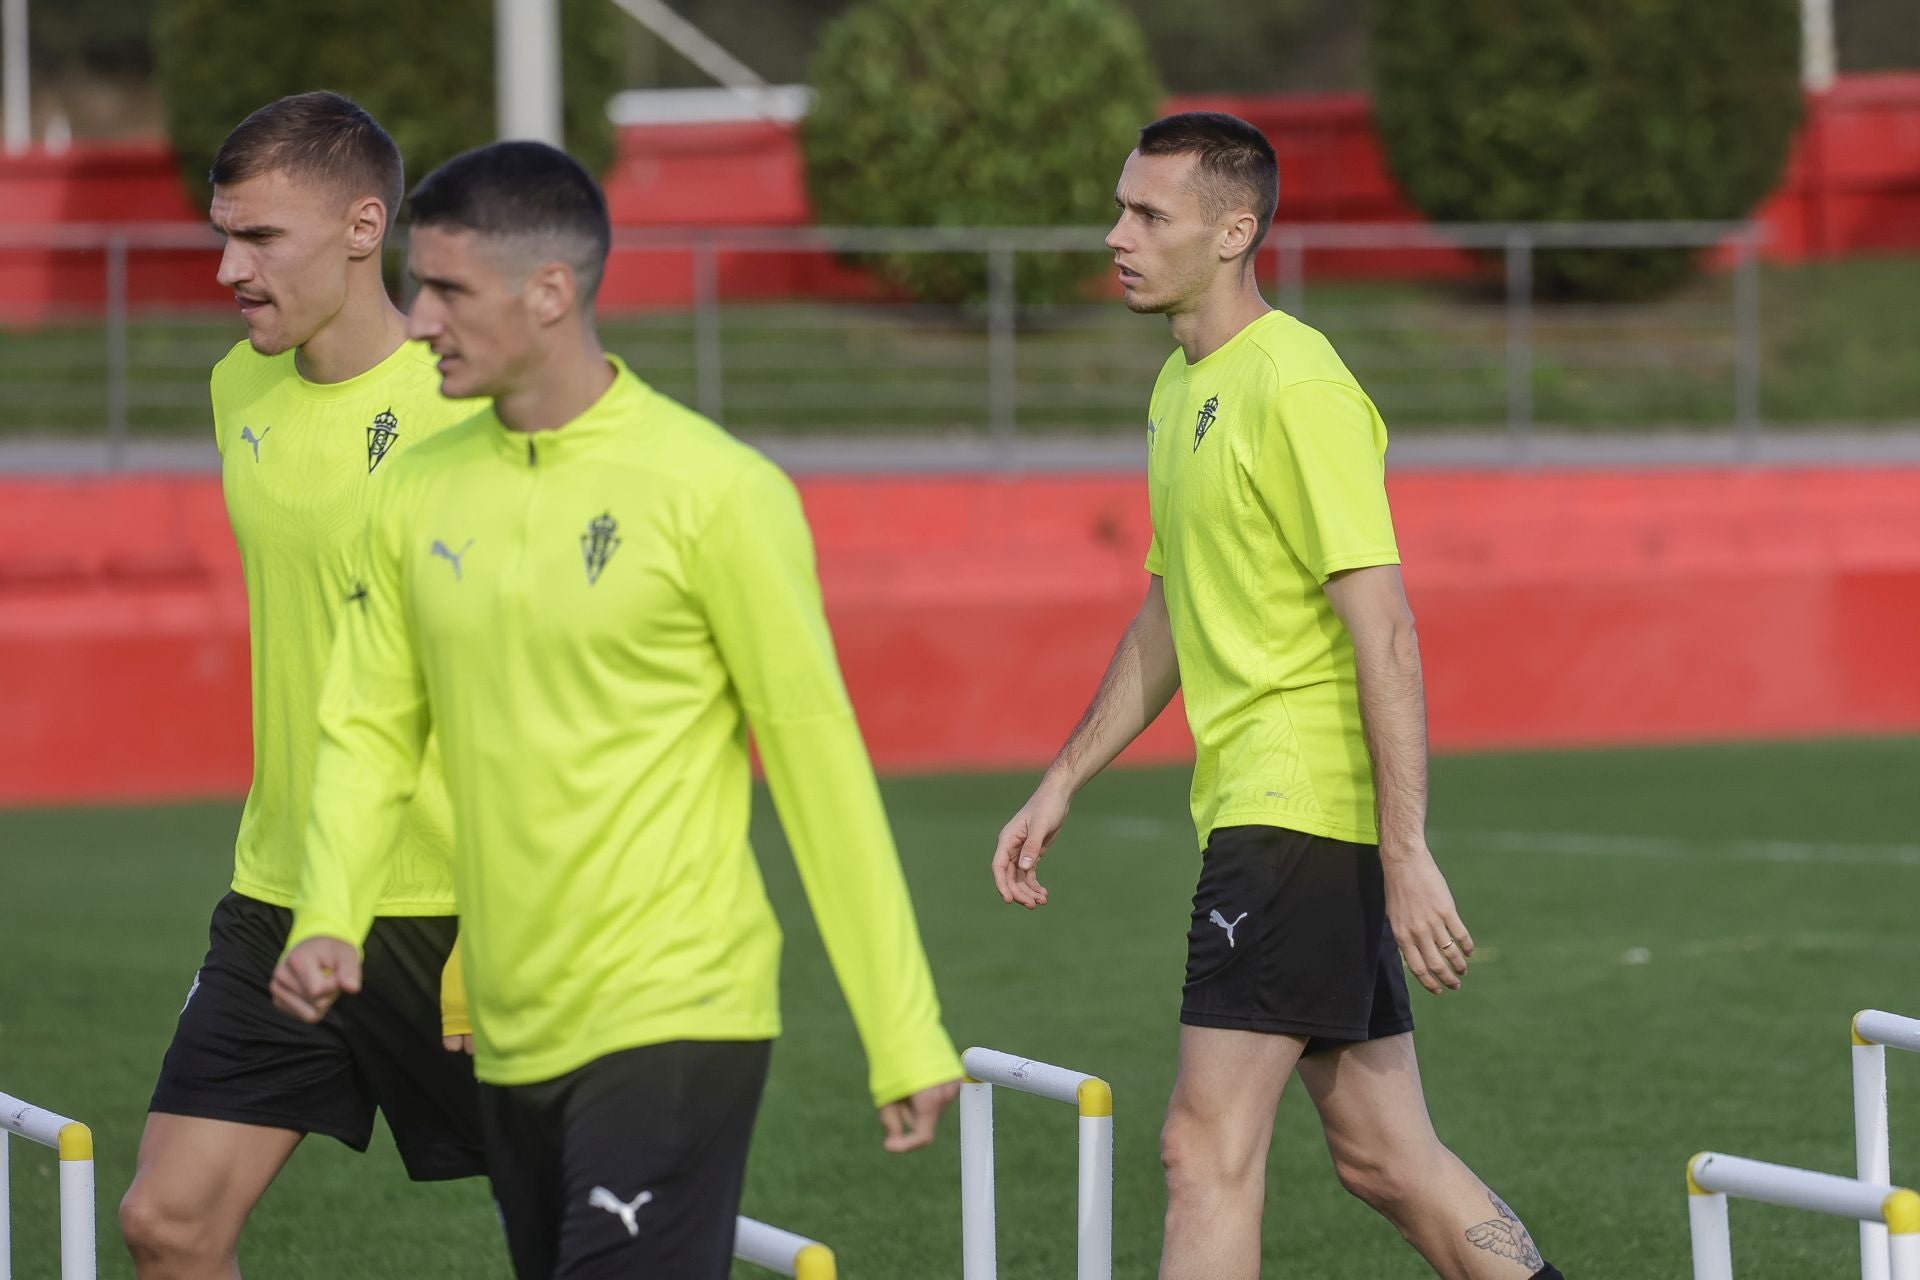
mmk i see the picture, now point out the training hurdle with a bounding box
[734,1216,835,1278]
[1689,1151,1920,1280]
[0,1091,95,1280]
[960,1046,1113,1280]
[1856,1010,1920,1280]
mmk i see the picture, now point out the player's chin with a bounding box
[1120,288,1168,316]
[244,325,294,357]
[434,357,477,398]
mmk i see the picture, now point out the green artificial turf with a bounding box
[2,738,1917,1277]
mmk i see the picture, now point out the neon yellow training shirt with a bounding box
[214,338,478,912]
[288,358,962,1102]
[1144,310,1401,848]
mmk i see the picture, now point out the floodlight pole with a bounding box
[497,0,563,145]
[3,0,28,155]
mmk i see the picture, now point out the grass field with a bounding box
[3,738,1918,1278]
[4,257,1919,439]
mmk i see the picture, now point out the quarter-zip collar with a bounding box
[491,355,645,468]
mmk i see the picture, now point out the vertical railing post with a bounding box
[1276,230,1305,319]
[106,232,130,470]
[1504,231,1534,463]
[987,241,1017,468]
[1733,227,1762,457]
[693,236,723,422]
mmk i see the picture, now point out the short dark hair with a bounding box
[407,141,612,303]
[1137,112,1280,255]
[211,91,404,221]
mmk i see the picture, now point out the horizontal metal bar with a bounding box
[0,219,1764,255]
[963,1047,1104,1108]
[0,1091,82,1151]
[1691,1152,1903,1222]
[734,1215,833,1277]
[1859,1011,1920,1055]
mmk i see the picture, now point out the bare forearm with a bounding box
[1351,620,1430,857]
[1042,583,1179,796]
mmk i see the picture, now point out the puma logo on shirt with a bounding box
[430,538,475,582]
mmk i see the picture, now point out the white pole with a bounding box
[1860,1039,1893,1280]
[1802,0,1837,93]
[495,0,562,145]
[2,0,27,156]
[604,0,779,121]
[960,1081,996,1280]
[1894,1230,1920,1280]
[1077,1111,1114,1280]
[732,1216,834,1278]
[1689,1186,1735,1280]
[57,1151,92,1280]
[1693,1152,1898,1221]
[2,1129,12,1280]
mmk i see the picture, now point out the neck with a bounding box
[494,327,616,433]
[294,264,409,384]
[1167,268,1270,365]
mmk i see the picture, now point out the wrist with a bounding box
[1377,834,1430,866]
[1038,764,1081,802]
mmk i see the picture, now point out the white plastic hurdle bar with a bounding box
[734,1216,836,1279]
[960,1047,1113,1280]
[1857,1011,1920,1280]
[0,1091,95,1280]
[1688,1151,1920,1280]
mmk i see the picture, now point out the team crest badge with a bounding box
[581,511,621,585]
[367,408,400,473]
[1193,396,1219,451]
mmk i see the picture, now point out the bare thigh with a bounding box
[122,1113,303,1258]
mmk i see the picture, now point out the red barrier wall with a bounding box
[5,77,1920,317]
[4,468,1917,807]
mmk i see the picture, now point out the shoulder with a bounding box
[620,379,785,505]
[375,410,496,499]
[1148,347,1186,396]
[1244,312,1362,393]
[210,340,292,404]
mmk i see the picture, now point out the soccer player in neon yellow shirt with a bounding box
[119,94,485,1279]
[272,141,963,1279]
[991,113,1566,1280]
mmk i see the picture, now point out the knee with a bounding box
[119,1185,216,1269]
[1160,1107,1263,1198]
[1329,1145,1401,1212]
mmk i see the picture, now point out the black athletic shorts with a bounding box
[148,891,486,1181]
[480,1039,773,1280]
[1180,825,1415,1052]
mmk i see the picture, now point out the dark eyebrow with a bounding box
[409,271,466,294]
[1115,194,1171,220]
[213,220,282,240]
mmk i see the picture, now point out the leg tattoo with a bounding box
[1465,1191,1545,1268]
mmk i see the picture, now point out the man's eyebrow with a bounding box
[1115,194,1171,218]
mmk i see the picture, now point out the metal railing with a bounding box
[0,219,1794,470]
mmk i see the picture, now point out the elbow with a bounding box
[1390,611,1420,663]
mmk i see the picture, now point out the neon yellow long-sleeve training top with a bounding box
[289,358,961,1103]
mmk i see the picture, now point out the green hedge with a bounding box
[154,0,625,211]
[1367,0,1802,298]
[802,0,1162,306]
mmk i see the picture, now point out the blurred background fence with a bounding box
[14,216,1917,472]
